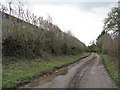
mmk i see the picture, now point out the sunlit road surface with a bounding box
[22,53,117,88]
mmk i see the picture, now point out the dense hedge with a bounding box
[2,12,86,58]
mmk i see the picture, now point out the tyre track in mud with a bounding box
[73,53,117,88]
[68,56,96,88]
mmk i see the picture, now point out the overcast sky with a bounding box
[1,0,118,46]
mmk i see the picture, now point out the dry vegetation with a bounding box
[96,7,119,71]
[0,1,86,59]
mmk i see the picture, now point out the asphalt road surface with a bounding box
[22,53,117,88]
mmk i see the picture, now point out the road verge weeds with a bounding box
[2,53,90,88]
[100,54,120,87]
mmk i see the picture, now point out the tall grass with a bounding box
[100,54,120,86]
[2,53,89,88]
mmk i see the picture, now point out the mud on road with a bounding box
[21,53,117,88]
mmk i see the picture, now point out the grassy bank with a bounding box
[100,54,120,86]
[2,53,90,88]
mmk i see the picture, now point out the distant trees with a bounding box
[88,40,98,52]
[1,1,86,59]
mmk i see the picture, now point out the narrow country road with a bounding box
[21,53,117,88]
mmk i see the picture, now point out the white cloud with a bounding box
[20,0,118,3]
[30,3,116,46]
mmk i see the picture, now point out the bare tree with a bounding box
[8,0,12,15]
[0,4,8,12]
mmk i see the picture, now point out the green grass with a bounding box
[100,54,120,86]
[2,53,90,88]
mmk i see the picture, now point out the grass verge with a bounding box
[100,53,120,86]
[2,53,90,88]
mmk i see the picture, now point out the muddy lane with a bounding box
[69,53,117,88]
[21,53,117,88]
